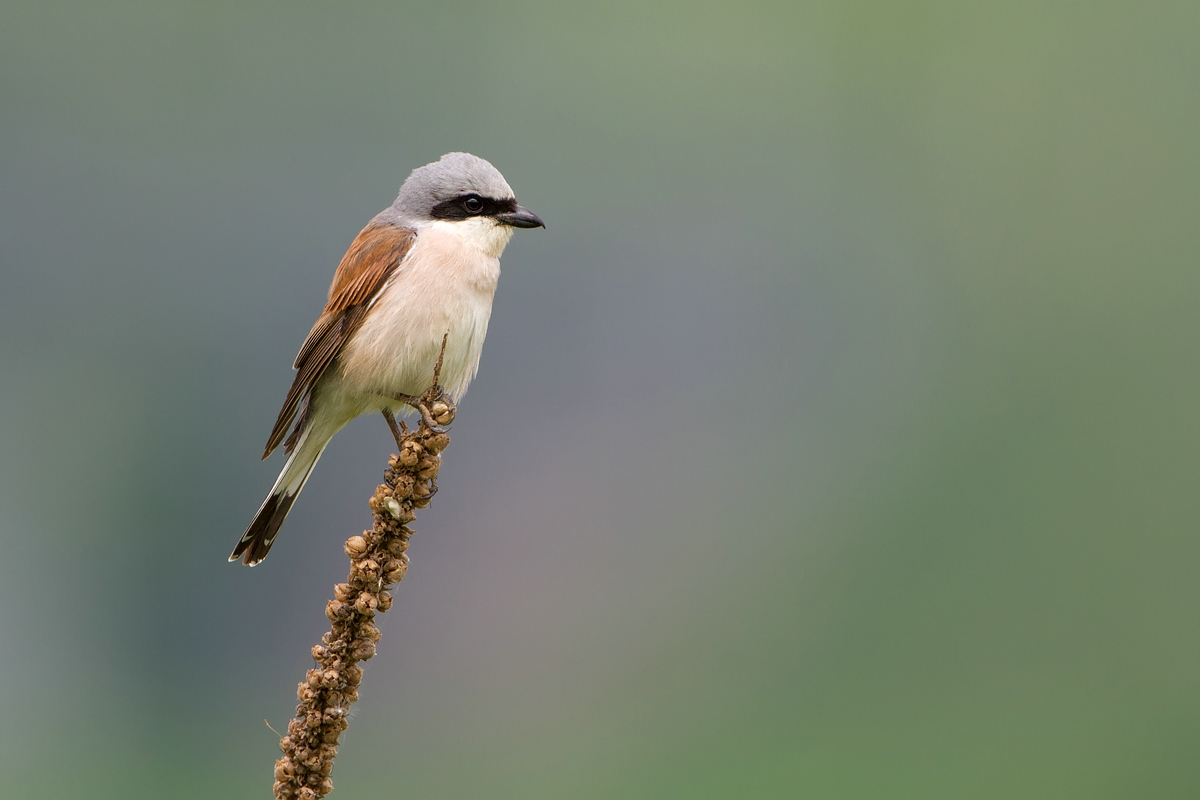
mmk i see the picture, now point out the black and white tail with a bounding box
[229,429,326,566]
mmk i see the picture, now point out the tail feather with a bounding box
[231,429,325,566]
[230,491,299,566]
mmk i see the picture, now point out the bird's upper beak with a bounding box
[497,205,545,229]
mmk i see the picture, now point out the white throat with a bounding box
[425,218,515,259]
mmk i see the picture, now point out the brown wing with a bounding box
[262,221,416,459]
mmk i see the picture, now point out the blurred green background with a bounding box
[1,1,1197,797]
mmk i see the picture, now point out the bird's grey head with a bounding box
[390,152,544,229]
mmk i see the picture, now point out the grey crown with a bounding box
[392,152,516,221]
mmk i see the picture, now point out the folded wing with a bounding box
[262,222,416,459]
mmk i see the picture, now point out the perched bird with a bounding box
[230,152,543,566]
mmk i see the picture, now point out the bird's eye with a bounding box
[463,196,484,213]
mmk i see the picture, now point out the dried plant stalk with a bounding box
[272,381,456,800]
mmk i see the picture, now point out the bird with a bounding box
[230,152,544,566]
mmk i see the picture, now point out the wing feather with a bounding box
[262,222,416,459]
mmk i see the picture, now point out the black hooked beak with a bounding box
[497,205,545,229]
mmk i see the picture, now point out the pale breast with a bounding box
[336,224,501,401]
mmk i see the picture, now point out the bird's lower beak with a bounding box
[497,205,545,229]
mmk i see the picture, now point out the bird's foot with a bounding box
[392,390,456,434]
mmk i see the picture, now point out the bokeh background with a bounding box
[1,2,1197,797]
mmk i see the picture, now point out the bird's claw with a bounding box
[416,402,448,434]
[391,389,455,434]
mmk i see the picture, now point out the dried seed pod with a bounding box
[355,592,378,614]
[383,497,403,519]
[425,432,451,453]
[392,473,415,498]
[343,536,368,559]
[399,441,423,467]
[333,583,354,602]
[377,590,393,611]
[324,601,348,622]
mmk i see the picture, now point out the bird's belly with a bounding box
[335,233,500,403]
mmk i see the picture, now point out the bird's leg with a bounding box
[386,334,456,434]
[382,410,407,450]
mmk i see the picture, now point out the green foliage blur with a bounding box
[1,1,1196,797]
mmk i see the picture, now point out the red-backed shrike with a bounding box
[230,152,543,566]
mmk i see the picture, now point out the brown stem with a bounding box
[271,382,455,799]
